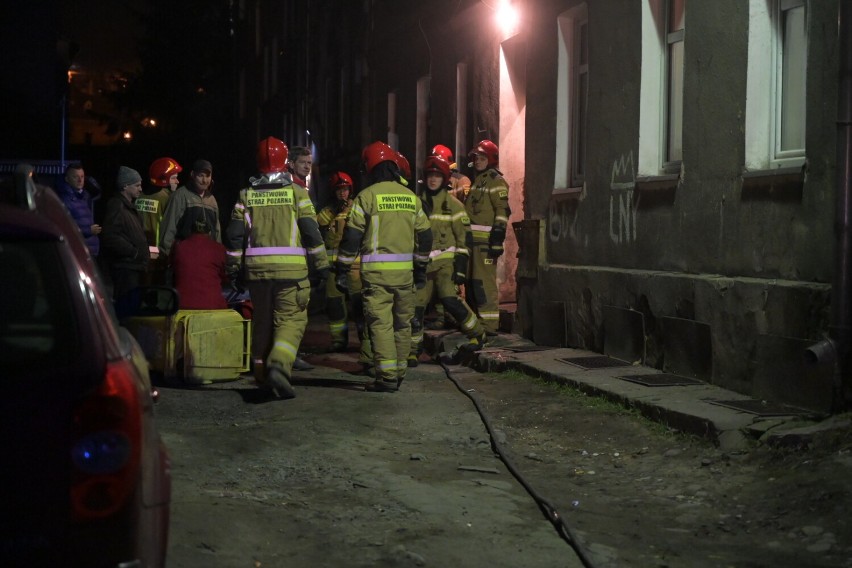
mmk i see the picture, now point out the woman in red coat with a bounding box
[172,219,228,309]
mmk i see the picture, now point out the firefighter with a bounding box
[431,144,471,203]
[425,144,471,330]
[465,139,509,335]
[317,171,372,366]
[409,155,486,366]
[136,157,182,284]
[335,141,432,392]
[225,137,329,400]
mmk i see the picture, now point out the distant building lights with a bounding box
[122,131,132,141]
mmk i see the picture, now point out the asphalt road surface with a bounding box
[156,321,851,567]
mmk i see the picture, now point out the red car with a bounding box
[0,166,174,567]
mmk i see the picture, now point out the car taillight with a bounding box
[70,359,142,521]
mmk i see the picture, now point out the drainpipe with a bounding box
[806,1,852,412]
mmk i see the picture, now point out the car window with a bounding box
[0,240,79,368]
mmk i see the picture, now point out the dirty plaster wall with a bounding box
[520,0,838,409]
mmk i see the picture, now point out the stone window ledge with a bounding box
[741,165,806,201]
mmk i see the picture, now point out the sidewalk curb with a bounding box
[424,330,824,452]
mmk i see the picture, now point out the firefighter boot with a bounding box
[365,378,399,393]
[292,356,314,371]
[266,367,296,400]
[459,332,487,353]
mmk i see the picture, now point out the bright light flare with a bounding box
[495,0,520,34]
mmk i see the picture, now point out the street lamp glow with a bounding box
[495,0,519,34]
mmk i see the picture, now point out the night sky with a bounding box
[62,0,142,71]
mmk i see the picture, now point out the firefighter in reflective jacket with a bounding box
[137,157,182,250]
[431,144,471,203]
[465,140,509,334]
[335,141,432,392]
[136,157,182,284]
[226,137,329,400]
[409,155,486,365]
[317,171,372,365]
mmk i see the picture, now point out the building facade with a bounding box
[236,0,845,412]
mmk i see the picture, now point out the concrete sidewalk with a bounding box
[423,329,850,452]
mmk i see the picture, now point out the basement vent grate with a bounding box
[705,399,810,417]
[618,373,705,387]
[557,356,632,370]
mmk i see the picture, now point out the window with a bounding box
[639,0,684,176]
[0,242,77,367]
[745,0,808,171]
[775,0,807,161]
[554,4,588,192]
[666,0,685,165]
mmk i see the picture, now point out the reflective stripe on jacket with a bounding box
[421,188,471,271]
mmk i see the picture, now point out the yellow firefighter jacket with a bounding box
[135,187,172,248]
[337,181,432,287]
[225,180,328,281]
[421,188,471,273]
[317,199,352,262]
[465,168,510,245]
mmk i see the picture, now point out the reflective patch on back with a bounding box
[247,188,295,207]
[376,193,416,213]
[136,198,158,213]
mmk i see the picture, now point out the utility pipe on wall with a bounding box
[806,1,852,412]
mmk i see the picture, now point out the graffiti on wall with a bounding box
[609,152,637,245]
[546,151,638,246]
[547,196,579,243]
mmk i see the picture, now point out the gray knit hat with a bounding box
[116,166,142,189]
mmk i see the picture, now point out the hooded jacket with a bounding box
[55,180,100,256]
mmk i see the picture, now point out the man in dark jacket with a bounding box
[158,159,221,258]
[101,166,149,300]
[55,162,101,257]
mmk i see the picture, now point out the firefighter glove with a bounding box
[452,254,468,285]
[487,226,506,259]
[226,265,245,294]
[309,266,329,289]
[335,271,349,295]
[232,279,246,295]
[413,262,428,290]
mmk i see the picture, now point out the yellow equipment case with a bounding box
[125,309,251,384]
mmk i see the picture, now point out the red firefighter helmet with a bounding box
[148,157,183,187]
[361,141,396,173]
[257,136,289,174]
[468,139,499,169]
[430,144,453,163]
[395,151,411,179]
[329,171,353,188]
[423,155,451,185]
